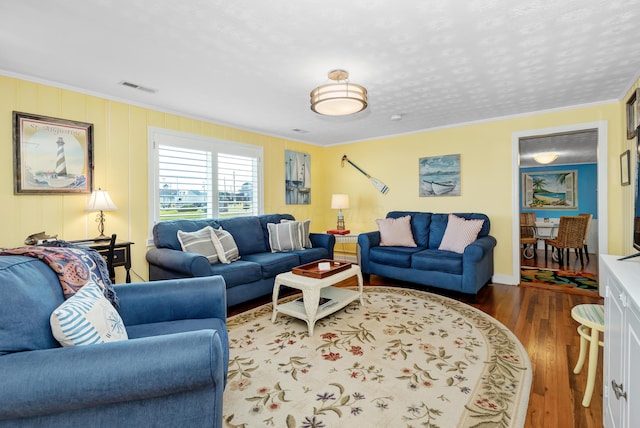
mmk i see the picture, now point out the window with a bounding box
[148,127,263,234]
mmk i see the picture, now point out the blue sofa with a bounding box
[0,255,228,428]
[146,214,335,307]
[358,211,497,297]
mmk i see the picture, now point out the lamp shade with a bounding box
[331,194,350,210]
[86,189,117,212]
[310,70,367,116]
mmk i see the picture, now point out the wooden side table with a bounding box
[271,264,364,335]
[71,240,134,283]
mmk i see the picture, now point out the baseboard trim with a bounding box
[492,273,519,286]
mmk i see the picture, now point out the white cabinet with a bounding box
[602,255,640,428]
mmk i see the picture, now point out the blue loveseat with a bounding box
[0,255,228,428]
[358,211,497,297]
[146,214,335,307]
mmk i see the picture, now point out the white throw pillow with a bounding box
[438,214,484,254]
[280,219,312,248]
[212,228,241,263]
[376,215,417,247]
[268,222,304,252]
[177,226,219,264]
[50,281,128,347]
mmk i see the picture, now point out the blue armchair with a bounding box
[0,255,228,428]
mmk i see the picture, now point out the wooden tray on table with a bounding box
[292,259,351,279]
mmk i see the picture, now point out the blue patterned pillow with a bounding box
[50,281,128,347]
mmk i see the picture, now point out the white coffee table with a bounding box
[271,264,364,335]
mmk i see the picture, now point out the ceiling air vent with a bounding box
[118,81,157,94]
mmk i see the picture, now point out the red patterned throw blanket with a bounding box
[0,244,118,307]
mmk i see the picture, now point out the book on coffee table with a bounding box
[294,296,337,309]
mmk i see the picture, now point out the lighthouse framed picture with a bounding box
[13,111,94,194]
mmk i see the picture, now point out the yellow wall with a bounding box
[0,75,324,282]
[322,103,626,280]
[0,74,635,283]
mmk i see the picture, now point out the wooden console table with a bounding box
[71,240,134,283]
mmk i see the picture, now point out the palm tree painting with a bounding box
[522,170,577,209]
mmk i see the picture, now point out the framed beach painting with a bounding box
[419,154,460,197]
[13,111,93,194]
[522,170,577,209]
[285,150,311,204]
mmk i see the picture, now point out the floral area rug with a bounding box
[520,267,598,295]
[224,286,532,428]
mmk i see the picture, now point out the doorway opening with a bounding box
[511,122,608,296]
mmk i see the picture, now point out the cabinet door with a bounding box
[625,304,640,427]
[605,280,625,428]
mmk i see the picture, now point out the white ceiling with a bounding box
[1,0,639,149]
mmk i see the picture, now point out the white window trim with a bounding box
[147,126,264,245]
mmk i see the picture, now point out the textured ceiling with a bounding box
[1,0,639,149]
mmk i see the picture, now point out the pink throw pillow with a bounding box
[376,215,417,247]
[438,214,484,254]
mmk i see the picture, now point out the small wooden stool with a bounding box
[571,304,604,407]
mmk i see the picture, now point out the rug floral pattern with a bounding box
[224,286,531,428]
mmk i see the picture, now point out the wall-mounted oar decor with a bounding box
[341,155,389,194]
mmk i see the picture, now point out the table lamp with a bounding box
[331,194,349,231]
[86,188,117,240]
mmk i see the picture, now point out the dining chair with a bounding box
[578,213,592,262]
[520,212,538,259]
[107,233,117,283]
[545,216,587,266]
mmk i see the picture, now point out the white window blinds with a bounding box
[148,127,263,235]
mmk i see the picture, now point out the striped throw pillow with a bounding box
[280,219,312,248]
[177,226,219,264]
[268,222,304,252]
[50,281,128,347]
[212,228,241,263]
[438,214,484,254]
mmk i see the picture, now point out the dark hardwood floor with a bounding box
[228,268,604,428]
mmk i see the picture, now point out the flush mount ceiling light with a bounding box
[533,152,559,164]
[310,69,367,116]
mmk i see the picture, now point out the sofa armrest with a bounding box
[146,247,211,277]
[463,235,497,262]
[357,231,381,273]
[309,232,335,252]
[0,330,224,420]
[114,276,227,326]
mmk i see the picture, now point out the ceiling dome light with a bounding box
[533,152,559,164]
[310,69,367,116]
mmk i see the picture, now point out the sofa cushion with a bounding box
[376,215,417,247]
[281,219,312,248]
[212,228,241,263]
[438,214,485,254]
[50,281,128,347]
[292,247,330,265]
[177,226,219,263]
[386,211,431,247]
[259,214,296,250]
[209,260,262,288]
[218,216,267,255]
[0,256,64,354]
[429,213,490,248]
[241,252,300,278]
[153,219,219,250]
[268,222,303,252]
[370,246,423,268]
[412,249,463,275]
